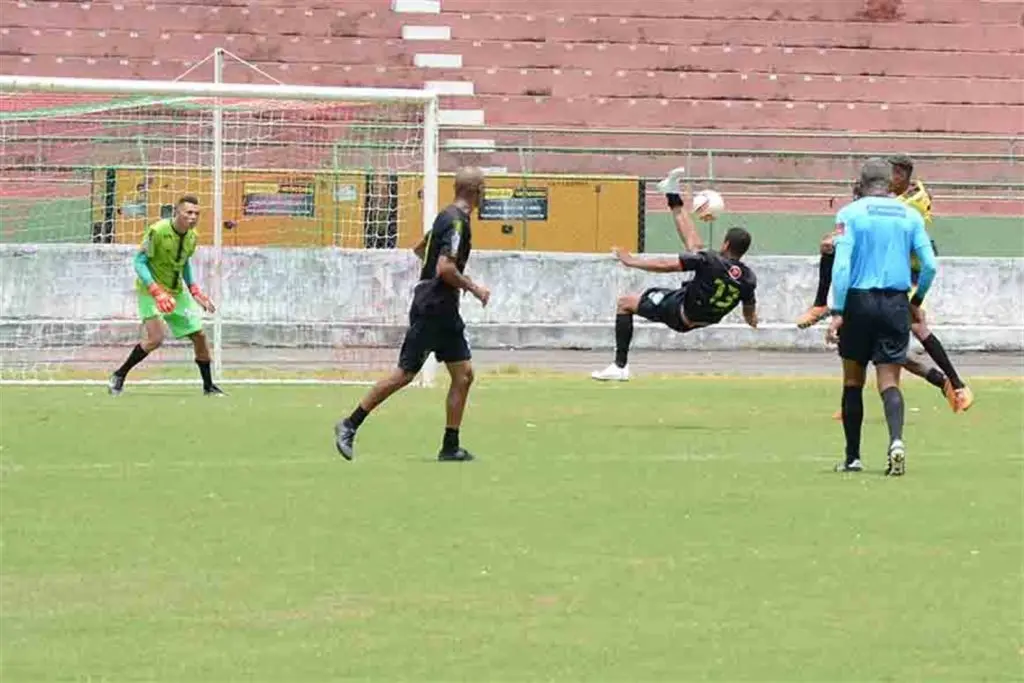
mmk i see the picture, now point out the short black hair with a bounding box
[852,180,864,199]
[724,226,752,257]
[176,195,200,207]
[887,155,914,174]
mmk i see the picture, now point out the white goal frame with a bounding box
[0,73,440,387]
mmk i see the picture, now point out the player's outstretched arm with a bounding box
[611,247,683,273]
[672,185,705,252]
[182,259,216,313]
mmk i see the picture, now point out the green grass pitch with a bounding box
[1,376,1021,681]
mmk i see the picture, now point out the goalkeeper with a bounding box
[108,195,223,396]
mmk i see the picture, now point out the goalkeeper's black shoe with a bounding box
[108,373,125,397]
[335,419,356,461]
[204,384,227,397]
[438,447,475,462]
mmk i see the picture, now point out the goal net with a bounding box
[0,76,439,384]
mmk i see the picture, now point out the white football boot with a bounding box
[885,439,906,477]
[655,166,687,195]
[591,363,630,382]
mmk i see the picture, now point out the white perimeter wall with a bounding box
[2,245,1022,351]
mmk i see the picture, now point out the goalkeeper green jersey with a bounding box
[135,218,198,295]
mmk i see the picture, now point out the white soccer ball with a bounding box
[692,189,725,220]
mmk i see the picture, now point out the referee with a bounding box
[827,158,937,476]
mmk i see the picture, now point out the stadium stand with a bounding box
[1,0,1020,189]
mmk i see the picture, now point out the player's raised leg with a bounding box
[656,166,707,251]
[796,233,836,329]
[592,293,640,381]
[799,182,863,330]
[912,316,973,412]
[656,166,687,197]
[904,352,950,396]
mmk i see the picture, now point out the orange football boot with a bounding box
[797,305,830,329]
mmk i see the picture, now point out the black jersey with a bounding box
[412,204,472,315]
[677,250,757,325]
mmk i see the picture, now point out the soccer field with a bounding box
[1,371,1022,681]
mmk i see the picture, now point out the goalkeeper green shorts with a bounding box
[137,288,204,339]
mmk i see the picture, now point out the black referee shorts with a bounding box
[397,306,471,374]
[838,289,911,366]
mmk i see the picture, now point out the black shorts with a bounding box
[397,305,471,374]
[838,289,911,366]
[636,286,690,333]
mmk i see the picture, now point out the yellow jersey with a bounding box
[897,179,933,225]
[898,180,934,275]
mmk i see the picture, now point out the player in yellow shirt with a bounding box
[889,155,973,413]
[796,158,973,413]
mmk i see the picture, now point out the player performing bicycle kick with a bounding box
[592,169,759,381]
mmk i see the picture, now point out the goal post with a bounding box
[0,74,440,385]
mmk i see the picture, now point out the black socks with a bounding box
[920,334,963,389]
[114,344,149,378]
[814,252,835,308]
[196,360,213,391]
[614,313,633,368]
[925,367,948,391]
[443,427,459,452]
[347,405,369,429]
[841,385,864,464]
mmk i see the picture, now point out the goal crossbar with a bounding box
[0,75,437,105]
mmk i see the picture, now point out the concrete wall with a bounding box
[2,244,1022,351]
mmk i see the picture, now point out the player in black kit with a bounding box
[335,167,491,462]
[591,224,759,381]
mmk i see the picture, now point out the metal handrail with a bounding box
[444,124,1023,145]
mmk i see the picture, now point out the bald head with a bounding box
[454,165,485,200]
[858,157,892,197]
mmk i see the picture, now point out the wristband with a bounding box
[830,308,844,317]
[909,293,924,307]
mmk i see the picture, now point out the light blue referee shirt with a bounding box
[831,196,937,313]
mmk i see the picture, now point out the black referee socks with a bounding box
[880,386,905,444]
[841,385,864,463]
